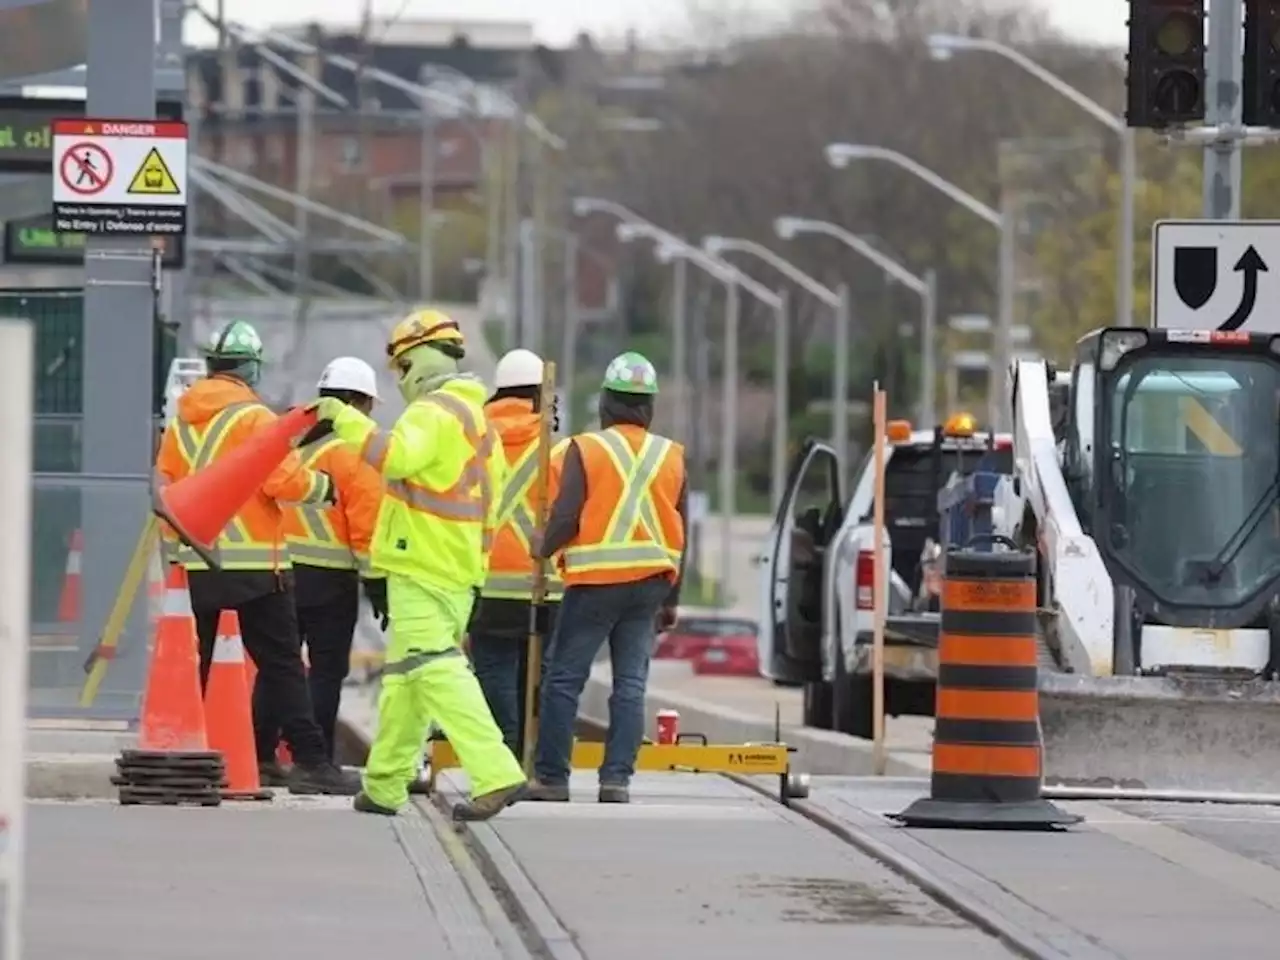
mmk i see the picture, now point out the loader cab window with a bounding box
[1104,354,1280,608]
[1066,360,1096,525]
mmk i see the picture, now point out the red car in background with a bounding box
[656,613,760,677]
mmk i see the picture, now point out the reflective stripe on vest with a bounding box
[167,402,283,569]
[562,428,681,574]
[483,442,564,599]
[287,436,359,571]
[361,392,495,550]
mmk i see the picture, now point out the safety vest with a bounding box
[483,437,565,601]
[286,436,361,572]
[360,386,503,591]
[561,425,685,587]
[164,400,289,572]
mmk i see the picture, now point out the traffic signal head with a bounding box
[1243,1,1280,127]
[1126,0,1207,128]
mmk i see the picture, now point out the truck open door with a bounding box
[758,439,843,707]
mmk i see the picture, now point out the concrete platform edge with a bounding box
[337,715,559,960]
[25,755,116,800]
[730,774,1095,960]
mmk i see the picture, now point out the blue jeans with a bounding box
[469,626,552,763]
[534,575,670,786]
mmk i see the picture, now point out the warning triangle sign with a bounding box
[127,147,180,195]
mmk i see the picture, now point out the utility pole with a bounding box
[289,40,318,394]
[1204,0,1243,217]
[356,0,374,203]
[417,64,436,302]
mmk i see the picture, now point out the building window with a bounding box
[341,137,362,171]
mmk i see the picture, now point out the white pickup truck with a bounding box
[756,414,1018,738]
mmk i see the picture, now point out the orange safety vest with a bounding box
[285,432,384,575]
[154,376,327,572]
[560,424,685,588]
[481,398,566,601]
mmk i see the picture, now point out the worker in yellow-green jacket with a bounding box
[308,309,527,820]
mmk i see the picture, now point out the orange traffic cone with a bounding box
[153,405,317,568]
[204,611,272,801]
[57,528,82,622]
[137,565,208,752]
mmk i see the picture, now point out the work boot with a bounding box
[598,782,630,804]
[258,759,290,788]
[353,791,398,816]
[451,781,528,821]
[287,761,361,796]
[524,780,570,802]
[407,776,431,796]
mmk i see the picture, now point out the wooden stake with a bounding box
[871,384,888,776]
[520,360,557,776]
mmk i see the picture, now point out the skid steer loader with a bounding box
[1012,326,1280,798]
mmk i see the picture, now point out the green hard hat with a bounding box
[602,351,658,395]
[204,320,264,361]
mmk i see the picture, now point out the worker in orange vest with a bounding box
[526,352,687,804]
[260,357,388,782]
[154,319,359,796]
[469,348,567,762]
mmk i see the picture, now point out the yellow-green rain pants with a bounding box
[362,574,526,810]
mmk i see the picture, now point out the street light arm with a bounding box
[826,143,1002,226]
[939,35,1122,132]
[623,226,780,306]
[572,196,661,230]
[704,236,839,306]
[776,217,926,293]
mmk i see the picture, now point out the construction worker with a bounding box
[308,309,528,820]
[470,348,566,762]
[258,357,387,779]
[527,352,687,804]
[154,320,359,796]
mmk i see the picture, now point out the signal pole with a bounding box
[1204,0,1243,218]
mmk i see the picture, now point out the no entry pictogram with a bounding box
[58,142,113,196]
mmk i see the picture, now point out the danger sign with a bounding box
[50,118,188,236]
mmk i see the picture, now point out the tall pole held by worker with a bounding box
[521,360,558,775]
[871,383,888,776]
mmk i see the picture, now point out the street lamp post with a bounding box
[928,33,1134,328]
[572,197,693,450]
[775,216,939,428]
[701,235,844,503]
[823,144,1005,430]
[617,222,785,607]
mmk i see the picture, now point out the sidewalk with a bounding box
[24,797,524,960]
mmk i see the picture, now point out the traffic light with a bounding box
[1243,1,1280,126]
[1126,0,1206,127]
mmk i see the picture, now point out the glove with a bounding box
[316,471,338,505]
[363,577,389,631]
[656,605,678,632]
[308,396,347,422]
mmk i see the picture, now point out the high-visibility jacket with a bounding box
[332,375,506,592]
[284,427,385,576]
[480,397,567,602]
[154,375,330,572]
[560,424,686,587]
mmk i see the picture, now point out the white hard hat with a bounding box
[494,348,545,389]
[317,356,379,400]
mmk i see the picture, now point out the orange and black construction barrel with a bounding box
[893,547,1079,829]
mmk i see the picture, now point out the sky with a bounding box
[182,0,1129,51]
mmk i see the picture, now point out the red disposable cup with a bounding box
[656,709,680,744]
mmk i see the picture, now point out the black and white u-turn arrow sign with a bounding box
[1154,220,1278,333]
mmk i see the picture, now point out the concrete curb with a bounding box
[729,773,1108,960]
[580,668,932,777]
[337,711,576,960]
[25,755,117,800]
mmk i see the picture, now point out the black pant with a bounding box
[469,602,557,763]
[294,578,359,761]
[193,585,328,767]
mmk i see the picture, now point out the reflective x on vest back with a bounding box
[288,436,357,570]
[170,401,275,570]
[364,391,496,551]
[563,428,680,576]
[484,441,564,599]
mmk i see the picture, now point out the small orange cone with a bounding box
[137,565,208,752]
[57,528,83,622]
[153,406,317,568]
[204,611,272,801]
